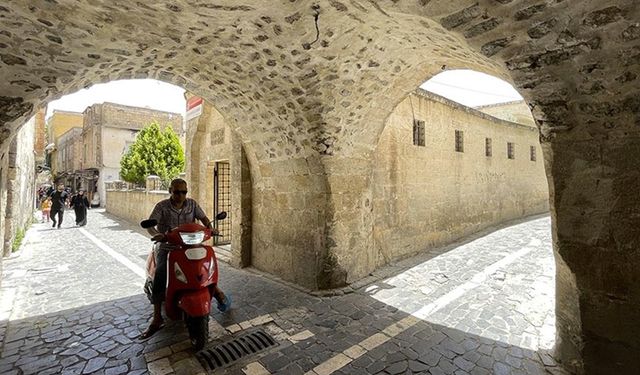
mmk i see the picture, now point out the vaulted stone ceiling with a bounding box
[1,1,637,159]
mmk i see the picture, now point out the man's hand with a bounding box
[151,233,166,242]
[206,222,219,235]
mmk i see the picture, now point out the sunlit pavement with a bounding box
[0,209,569,375]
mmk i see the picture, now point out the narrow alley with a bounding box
[0,210,567,375]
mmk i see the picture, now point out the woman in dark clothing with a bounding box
[71,190,90,226]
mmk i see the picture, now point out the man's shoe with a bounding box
[217,295,232,312]
[139,322,164,340]
[51,223,56,228]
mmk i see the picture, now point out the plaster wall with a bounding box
[102,127,140,170]
[48,111,83,176]
[370,91,548,269]
[48,110,83,144]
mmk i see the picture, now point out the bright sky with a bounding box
[420,70,523,107]
[45,70,522,119]
[45,79,186,120]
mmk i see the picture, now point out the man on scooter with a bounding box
[139,178,230,340]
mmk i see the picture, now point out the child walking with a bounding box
[41,197,52,223]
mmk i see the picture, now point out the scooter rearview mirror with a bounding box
[216,211,227,220]
[140,219,158,229]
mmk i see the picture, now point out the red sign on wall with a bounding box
[186,96,203,121]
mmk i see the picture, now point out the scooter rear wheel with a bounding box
[186,315,209,350]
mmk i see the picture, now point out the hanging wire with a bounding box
[423,80,522,99]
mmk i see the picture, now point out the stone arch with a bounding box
[1,1,639,373]
[320,2,639,374]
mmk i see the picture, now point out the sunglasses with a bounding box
[172,190,188,195]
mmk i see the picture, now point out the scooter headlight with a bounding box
[179,231,205,245]
[174,263,187,283]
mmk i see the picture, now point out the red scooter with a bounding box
[141,211,228,350]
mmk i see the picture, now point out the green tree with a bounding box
[120,121,185,186]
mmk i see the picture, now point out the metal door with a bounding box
[214,161,231,245]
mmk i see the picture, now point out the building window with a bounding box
[530,146,536,161]
[485,138,492,157]
[413,120,425,147]
[455,130,464,153]
[507,142,515,159]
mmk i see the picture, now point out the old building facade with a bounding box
[47,110,83,178]
[1,1,638,373]
[64,103,184,206]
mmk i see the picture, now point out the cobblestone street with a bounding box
[0,209,568,375]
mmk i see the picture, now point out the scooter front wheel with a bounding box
[185,315,209,350]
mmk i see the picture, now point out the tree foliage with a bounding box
[120,121,184,186]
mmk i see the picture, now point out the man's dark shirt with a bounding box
[50,191,68,210]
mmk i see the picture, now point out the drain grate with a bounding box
[197,329,278,371]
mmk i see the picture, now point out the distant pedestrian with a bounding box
[40,197,52,223]
[49,184,68,229]
[71,190,90,226]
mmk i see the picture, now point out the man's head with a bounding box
[78,189,84,195]
[57,184,64,191]
[169,178,188,204]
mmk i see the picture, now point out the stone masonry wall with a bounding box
[2,116,36,257]
[105,190,170,227]
[0,153,8,279]
[100,103,183,134]
[369,90,548,273]
[476,101,536,127]
[185,98,252,269]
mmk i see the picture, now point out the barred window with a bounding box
[530,146,536,161]
[413,120,425,147]
[507,142,515,159]
[455,130,464,153]
[485,138,492,157]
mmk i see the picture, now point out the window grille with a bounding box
[413,120,425,147]
[507,142,515,159]
[530,146,536,161]
[485,138,492,157]
[455,130,464,153]
[214,162,231,245]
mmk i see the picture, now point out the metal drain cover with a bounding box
[197,328,278,371]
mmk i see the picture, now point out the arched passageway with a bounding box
[1,1,638,373]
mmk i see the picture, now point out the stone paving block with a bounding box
[172,357,206,375]
[82,357,108,374]
[242,362,271,375]
[289,329,315,343]
[147,358,173,375]
[104,364,129,375]
[343,344,367,359]
[360,332,389,351]
[227,324,242,333]
[263,354,291,373]
[144,346,172,362]
[311,353,351,375]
